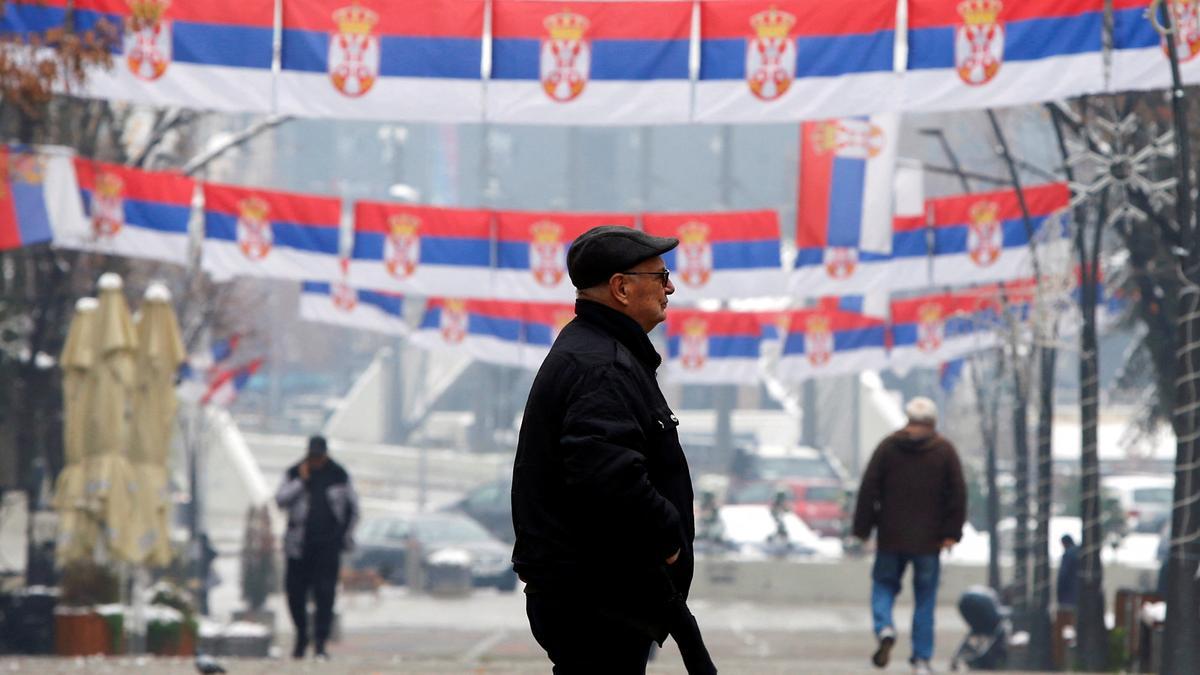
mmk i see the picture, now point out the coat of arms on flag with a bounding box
[126,0,173,82]
[440,299,468,343]
[811,118,886,159]
[806,315,834,367]
[745,7,796,101]
[329,4,380,98]
[680,318,709,370]
[966,200,1003,267]
[677,221,713,288]
[916,303,945,353]
[330,281,358,312]
[236,196,273,260]
[1164,0,1200,62]
[384,213,420,279]
[540,10,590,102]
[91,172,125,239]
[529,220,566,287]
[955,0,1004,86]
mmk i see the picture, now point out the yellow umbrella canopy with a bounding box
[83,272,140,562]
[60,297,99,469]
[55,297,100,565]
[130,282,186,566]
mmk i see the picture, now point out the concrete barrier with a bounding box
[691,556,1159,606]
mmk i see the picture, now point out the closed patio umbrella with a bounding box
[130,282,185,566]
[55,297,99,564]
[84,272,140,562]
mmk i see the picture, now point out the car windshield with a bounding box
[804,485,843,502]
[1133,487,1173,505]
[414,515,494,546]
[750,456,836,481]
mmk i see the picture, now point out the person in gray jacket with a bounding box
[275,435,358,660]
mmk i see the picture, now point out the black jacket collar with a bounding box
[574,299,662,372]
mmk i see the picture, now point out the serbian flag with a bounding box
[411,298,528,367]
[201,358,264,407]
[664,309,763,384]
[494,211,635,302]
[201,184,343,283]
[519,301,577,369]
[929,182,1069,287]
[278,0,484,122]
[300,281,408,336]
[888,289,1001,375]
[775,306,889,381]
[0,148,70,251]
[24,1,276,113]
[348,202,491,296]
[643,210,783,301]
[694,0,899,123]
[903,0,1106,112]
[1110,0,1200,94]
[790,115,929,298]
[55,159,194,266]
[487,0,692,125]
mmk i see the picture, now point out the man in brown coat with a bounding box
[853,397,967,675]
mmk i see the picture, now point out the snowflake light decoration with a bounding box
[1052,102,1177,229]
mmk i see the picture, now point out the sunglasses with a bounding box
[621,270,671,286]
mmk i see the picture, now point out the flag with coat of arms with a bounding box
[276,0,485,122]
[643,210,783,301]
[487,0,692,125]
[694,0,900,123]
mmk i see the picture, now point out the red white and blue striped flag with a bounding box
[487,0,693,125]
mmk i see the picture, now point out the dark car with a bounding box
[351,512,517,591]
[446,477,514,544]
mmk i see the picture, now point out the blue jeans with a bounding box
[872,551,941,662]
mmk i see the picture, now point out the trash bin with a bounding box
[424,548,472,597]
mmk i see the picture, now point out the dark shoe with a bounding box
[872,626,896,668]
[292,638,308,659]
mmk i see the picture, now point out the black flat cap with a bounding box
[567,225,679,289]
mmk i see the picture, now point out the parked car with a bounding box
[351,512,517,591]
[445,477,513,543]
[726,479,849,538]
[1102,475,1174,534]
[731,444,848,484]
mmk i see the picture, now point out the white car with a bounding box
[1102,475,1174,534]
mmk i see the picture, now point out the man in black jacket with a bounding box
[275,435,359,660]
[511,225,702,674]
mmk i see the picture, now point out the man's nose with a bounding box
[665,279,675,295]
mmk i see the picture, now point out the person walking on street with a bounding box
[511,226,714,674]
[275,435,359,660]
[853,397,967,675]
[1057,534,1080,609]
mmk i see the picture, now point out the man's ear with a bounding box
[607,273,629,306]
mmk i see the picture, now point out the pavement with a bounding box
[0,582,1024,674]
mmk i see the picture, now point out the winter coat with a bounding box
[852,425,967,555]
[511,299,696,642]
[275,458,360,560]
[1057,544,1080,607]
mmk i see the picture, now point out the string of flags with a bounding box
[0,1,1190,125]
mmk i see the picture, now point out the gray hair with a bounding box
[905,396,938,425]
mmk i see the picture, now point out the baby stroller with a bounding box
[949,586,1010,671]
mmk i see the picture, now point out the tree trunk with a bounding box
[973,352,1003,592]
[1027,343,1056,670]
[1076,262,1108,671]
[1011,359,1031,622]
[1162,283,1200,673]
